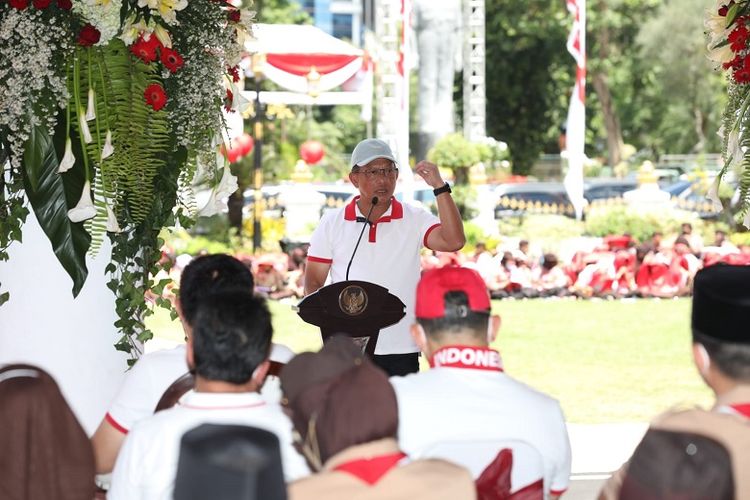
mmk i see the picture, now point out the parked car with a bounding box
[583,178,637,202]
[493,182,574,219]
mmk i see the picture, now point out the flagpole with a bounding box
[564,0,586,221]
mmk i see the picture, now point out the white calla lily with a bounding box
[199,165,239,217]
[106,203,122,232]
[85,88,97,121]
[744,211,750,230]
[230,81,251,114]
[79,110,93,143]
[101,130,114,160]
[706,177,724,212]
[59,138,76,173]
[727,128,743,168]
[67,181,97,223]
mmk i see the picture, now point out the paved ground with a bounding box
[564,423,649,499]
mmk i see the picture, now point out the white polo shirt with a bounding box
[308,197,440,355]
[106,343,295,433]
[108,391,310,500]
[391,347,571,496]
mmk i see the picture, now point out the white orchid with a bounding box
[79,109,93,143]
[153,24,172,48]
[101,130,114,160]
[85,88,96,121]
[59,138,75,173]
[67,181,97,223]
[199,164,239,217]
[105,202,122,232]
[706,176,724,212]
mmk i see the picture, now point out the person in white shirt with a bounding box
[91,254,292,474]
[304,138,465,376]
[108,291,309,500]
[391,266,571,498]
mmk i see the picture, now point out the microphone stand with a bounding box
[345,196,378,281]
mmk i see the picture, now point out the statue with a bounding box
[412,0,463,160]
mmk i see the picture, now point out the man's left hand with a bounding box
[415,160,444,189]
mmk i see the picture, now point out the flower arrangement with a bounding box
[706,0,750,227]
[0,0,254,356]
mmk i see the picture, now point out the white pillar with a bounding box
[0,210,129,434]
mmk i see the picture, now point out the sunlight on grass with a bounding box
[146,297,712,424]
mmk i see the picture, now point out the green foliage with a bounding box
[254,0,312,24]
[635,0,724,154]
[427,133,480,185]
[0,140,29,303]
[498,215,585,251]
[22,122,91,297]
[463,221,501,250]
[484,0,570,174]
[584,206,702,243]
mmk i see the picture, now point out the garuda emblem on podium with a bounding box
[338,285,368,316]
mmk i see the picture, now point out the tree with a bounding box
[636,0,724,154]
[586,0,660,166]
[484,0,571,174]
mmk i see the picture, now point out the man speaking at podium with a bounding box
[304,138,465,376]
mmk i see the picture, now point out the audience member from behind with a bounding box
[0,364,95,500]
[281,337,476,500]
[108,292,308,500]
[92,254,256,473]
[600,264,750,499]
[391,267,571,498]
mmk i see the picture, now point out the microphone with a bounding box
[345,196,378,281]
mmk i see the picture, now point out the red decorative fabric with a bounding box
[333,452,407,485]
[476,449,544,500]
[266,54,359,76]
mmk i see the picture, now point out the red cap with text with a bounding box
[415,266,491,319]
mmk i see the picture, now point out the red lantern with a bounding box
[300,140,325,165]
[220,141,242,163]
[236,133,254,157]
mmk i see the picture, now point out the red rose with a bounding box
[227,65,240,83]
[8,0,29,9]
[56,0,72,9]
[78,24,101,47]
[160,47,184,73]
[144,83,168,111]
[130,34,161,64]
[228,9,241,22]
[32,0,51,8]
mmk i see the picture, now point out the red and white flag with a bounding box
[564,0,586,220]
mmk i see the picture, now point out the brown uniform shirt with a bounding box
[599,385,750,499]
[288,438,476,500]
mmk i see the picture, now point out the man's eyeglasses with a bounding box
[355,167,399,179]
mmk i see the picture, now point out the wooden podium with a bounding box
[295,280,406,356]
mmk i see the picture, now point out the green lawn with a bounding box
[145,297,712,424]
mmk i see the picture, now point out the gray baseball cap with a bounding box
[350,138,397,169]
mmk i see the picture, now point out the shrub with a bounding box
[584,206,702,243]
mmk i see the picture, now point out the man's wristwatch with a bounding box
[433,182,452,196]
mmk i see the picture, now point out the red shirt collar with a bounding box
[344,196,403,222]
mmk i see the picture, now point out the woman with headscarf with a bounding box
[0,364,95,500]
[280,337,476,500]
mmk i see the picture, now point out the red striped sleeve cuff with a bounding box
[423,223,442,249]
[105,412,129,435]
[307,255,333,264]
